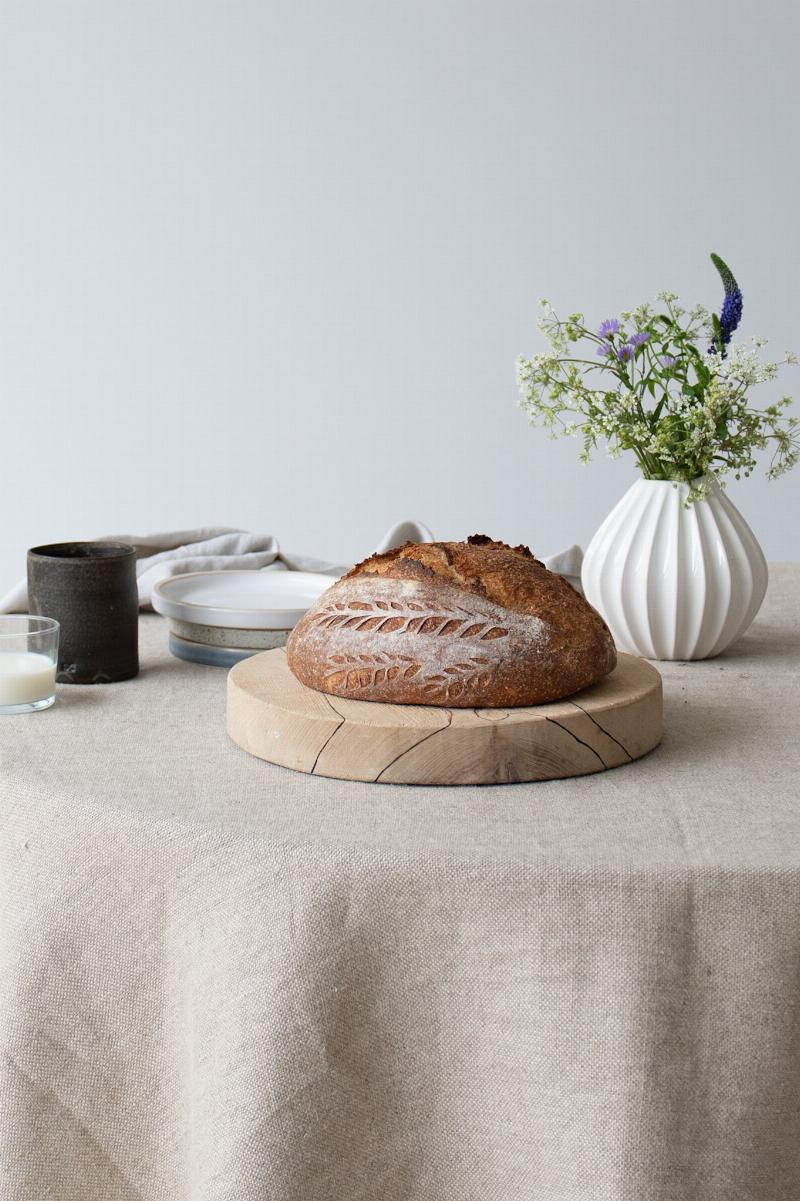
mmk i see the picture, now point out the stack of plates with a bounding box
[151,570,335,666]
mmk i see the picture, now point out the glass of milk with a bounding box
[0,616,60,713]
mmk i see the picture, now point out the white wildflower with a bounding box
[515,290,799,500]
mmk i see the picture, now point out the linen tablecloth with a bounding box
[1,566,799,1201]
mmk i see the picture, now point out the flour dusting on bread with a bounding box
[288,537,616,707]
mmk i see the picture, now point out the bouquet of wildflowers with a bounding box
[516,254,799,503]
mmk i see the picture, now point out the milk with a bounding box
[0,652,57,706]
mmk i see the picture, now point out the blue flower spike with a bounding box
[710,252,743,357]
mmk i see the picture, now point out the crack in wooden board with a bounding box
[311,703,345,774]
[544,717,608,769]
[568,699,634,761]
[374,711,453,782]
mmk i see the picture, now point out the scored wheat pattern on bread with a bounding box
[290,577,549,706]
[313,599,509,642]
[287,538,617,707]
[323,649,494,700]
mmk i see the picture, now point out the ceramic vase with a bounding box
[581,477,768,660]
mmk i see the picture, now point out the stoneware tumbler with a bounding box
[27,542,139,684]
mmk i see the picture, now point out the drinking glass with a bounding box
[0,615,60,713]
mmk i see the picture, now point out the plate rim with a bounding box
[152,569,335,629]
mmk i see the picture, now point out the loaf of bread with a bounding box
[286,536,616,708]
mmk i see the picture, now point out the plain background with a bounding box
[1,0,798,594]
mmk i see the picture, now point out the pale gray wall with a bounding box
[1,0,798,594]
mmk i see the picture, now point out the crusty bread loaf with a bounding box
[286,536,616,708]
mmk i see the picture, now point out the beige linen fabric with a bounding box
[1,566,800,1201]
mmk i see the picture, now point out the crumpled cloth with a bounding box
[0,520,434,612]
[0,522,583,612]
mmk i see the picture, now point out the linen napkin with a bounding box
[0,524,583,613]
[0,521,434,613]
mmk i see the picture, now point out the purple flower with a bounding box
[596,342,614,357]
[597,319,621,338]
[719,288,743,345]
[616,344,633,362]
[659,354,678,369]
[709,253,743,358]
[629,331,650,349]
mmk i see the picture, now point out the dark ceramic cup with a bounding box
[27,542,139,684]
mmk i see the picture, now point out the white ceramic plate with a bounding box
[151,570,334,630]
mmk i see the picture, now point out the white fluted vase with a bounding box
[581,477,768,661]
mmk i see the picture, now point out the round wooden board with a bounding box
[227,649,662,786]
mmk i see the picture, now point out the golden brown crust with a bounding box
[344,535,536,598]
[345,535,596,628]
[288,537,617,708]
